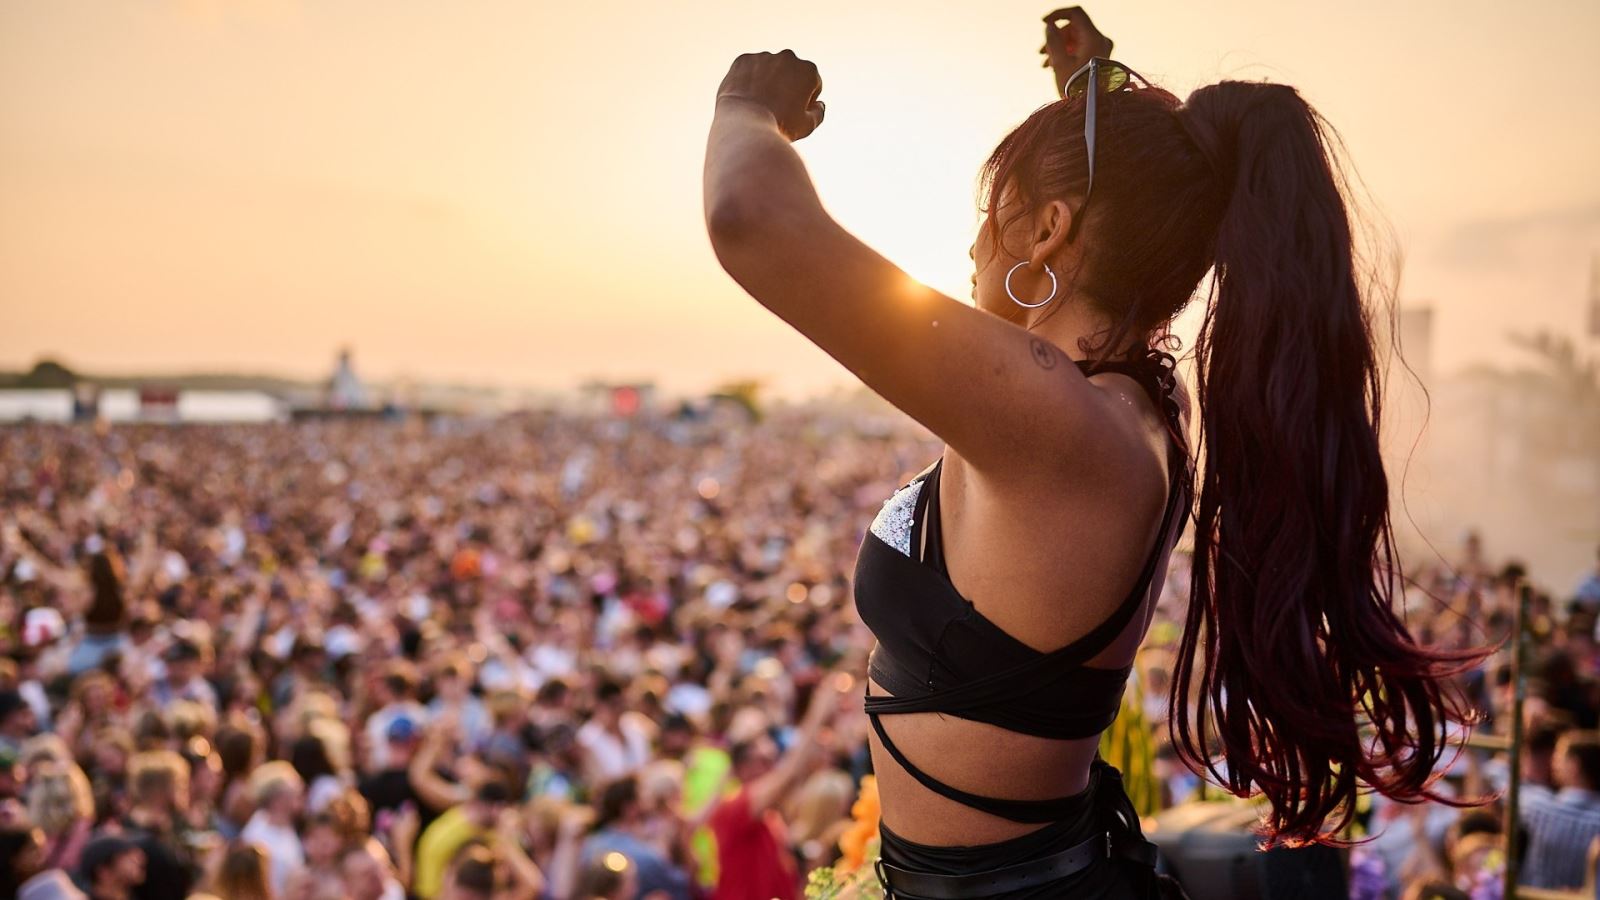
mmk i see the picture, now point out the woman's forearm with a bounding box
[703,98,825,254]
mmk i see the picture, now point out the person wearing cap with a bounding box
[149,641,217,711]
[364,662,427,774]
[75,835,146,900]
[0,688,40,756]
[410,779,513,899]
[358,712,434,843]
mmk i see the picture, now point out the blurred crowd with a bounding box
[1337,538,1600,900]
[0,412,922,900]
[0,412,1596,900]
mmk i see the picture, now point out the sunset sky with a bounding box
[2,0,1597,396]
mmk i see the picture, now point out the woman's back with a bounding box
[862,361,1183,846]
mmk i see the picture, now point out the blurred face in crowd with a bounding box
[303,820,342,868]
[387,731,421,766]
[436,669,468,703]
[146,768,192,816]
[186,743,223,805]
[0,762,24,800]
[734,735,780,783]
[111,847,148,888]
[660,724,693,757]
[227,673,263,709]
[466,797,507,830]
[2,821,45,879]
[267,783,305,821]
[80,679,113,716]
[1554,738,1598,791]
[91,742,127,781]
[593,695,622,728]
[341,844,390,900]
[167,655,201,686]
[128,618,155,646]
[1524,744,1556,786]
[0,706,37,740]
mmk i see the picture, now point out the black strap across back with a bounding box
[852,349,1189,825]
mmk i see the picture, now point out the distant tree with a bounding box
[712,379,764,421]
[20,359,79,388]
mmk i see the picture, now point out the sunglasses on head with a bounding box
[1061,57,1148,242]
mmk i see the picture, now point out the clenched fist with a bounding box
[717,49,826,142]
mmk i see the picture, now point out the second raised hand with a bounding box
[1040,7,1114,98]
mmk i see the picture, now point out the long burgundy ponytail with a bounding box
[979,79,1483,846]
[1172,81,1480,845]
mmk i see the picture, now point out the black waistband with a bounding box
[872,761,1162,898]
[876,832,1109,899]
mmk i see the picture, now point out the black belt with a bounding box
[874,832,1109,899]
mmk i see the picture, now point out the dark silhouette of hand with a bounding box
[717,50,826,142]
[1040,7,1114,98]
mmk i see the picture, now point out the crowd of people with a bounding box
[1337,537,1600,900]
[0,410,1596,899]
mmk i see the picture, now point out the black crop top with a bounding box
[852,349,1188,824]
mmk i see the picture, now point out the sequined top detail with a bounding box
[869,479,922,558]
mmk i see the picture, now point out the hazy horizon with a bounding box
[4,1,1599,398]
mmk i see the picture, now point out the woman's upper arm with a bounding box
[707,199,1130,479]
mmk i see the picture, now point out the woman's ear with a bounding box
[1029,199,1074,268]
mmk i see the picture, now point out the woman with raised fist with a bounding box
[704,8,1477,898]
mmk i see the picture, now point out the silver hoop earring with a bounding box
[1005,261,1057,309]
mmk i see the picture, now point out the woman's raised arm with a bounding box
[702,51,1140,482]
